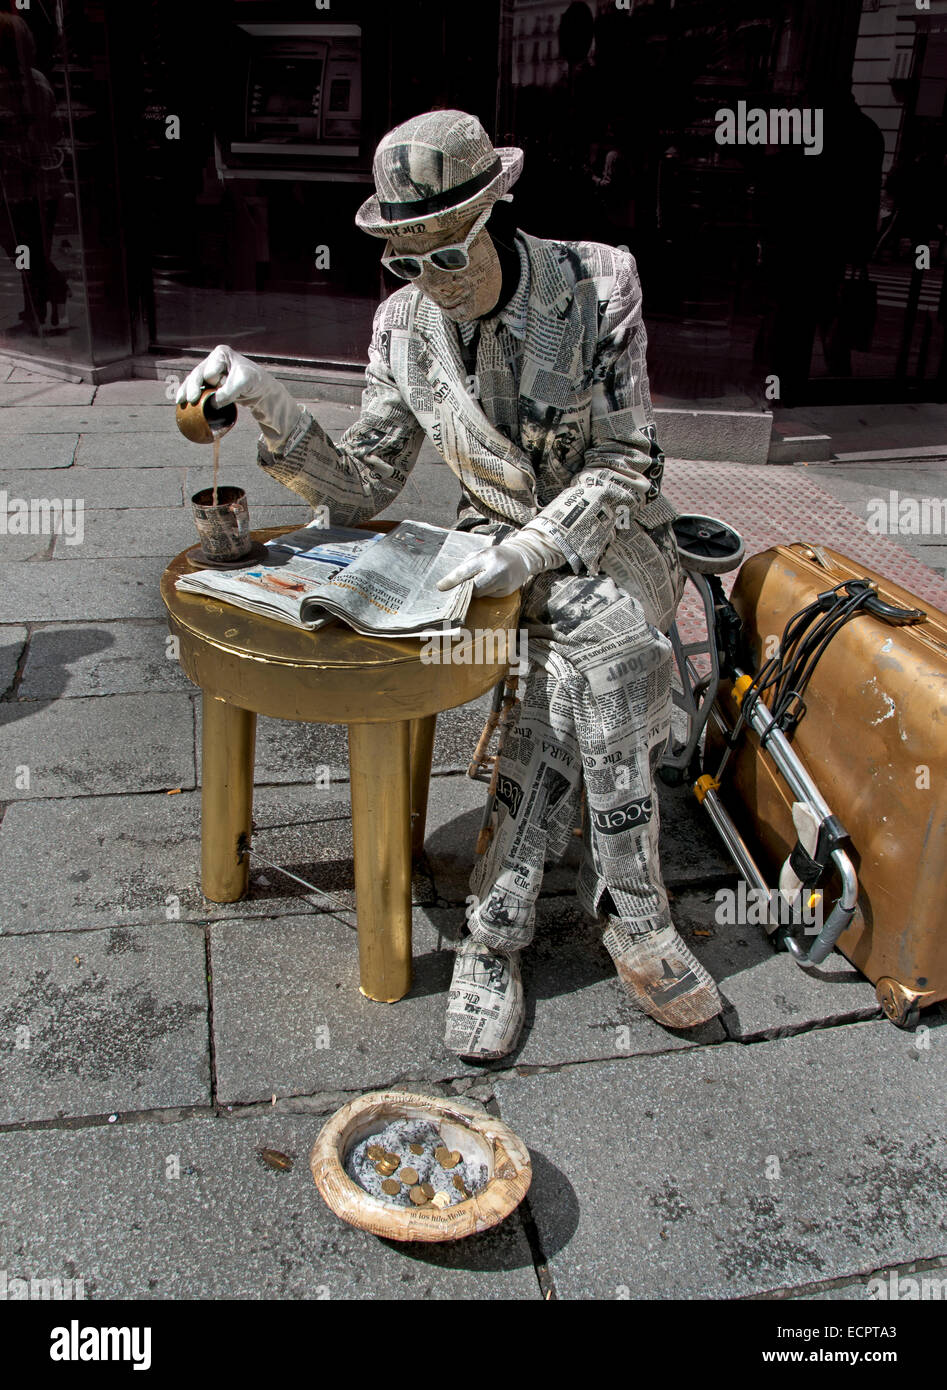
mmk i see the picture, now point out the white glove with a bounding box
[176,344,304,451]
[437,528,566,598]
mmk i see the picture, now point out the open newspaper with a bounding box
[175,520,494,638]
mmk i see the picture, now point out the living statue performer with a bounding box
[179,111,722,1058]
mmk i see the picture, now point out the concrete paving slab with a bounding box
[0,691,195,800]
[802,463,947,573]
[429,688,493,772]
[0,382,95,406]
[0,1114,540,1299]
[0,784,382,933]
[193,697,350,786]
[93,380,185,405]
[423,771,581,903]
[671,888,881,1038]
[212,900,717,1106]
[211,895,720,1109]
[779,402,947,457]
[0,531,53,560]
[186,460,308,509]
[399,462,464,528]
[493,1018,947,1299]
[50,504,303,559]
[4,366,51,381]
[193,693,501,789]
[75,431,203,469]
[422,771,727,906]
[664,458,947,613]
[209,908,475,1101]
[915,543,947,577]
[0,624,26,695]
[18,621,193,698]
[787,1260,947,1300]
[0,466,184,510]
[657,782,734,889]
[516,895,726,1067]
[298,400,360,433]
[241,785,436,910]
[0,405,189,433]
[0,555,171,621]
[373,478,437,525]
[0,923,210,1124]
[0,433,78,468]
[655,407,772,466]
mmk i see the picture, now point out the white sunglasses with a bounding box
[381,205,493,280]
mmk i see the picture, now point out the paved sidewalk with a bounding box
[0,361,945,1301]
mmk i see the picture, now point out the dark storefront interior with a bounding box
[0,0,944,405]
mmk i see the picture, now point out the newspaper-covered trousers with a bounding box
[468,522,682,952]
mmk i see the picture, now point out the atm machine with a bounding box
[204,16,379,360]
[219,21,366,178]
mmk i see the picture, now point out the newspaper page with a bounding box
[175,521,494,637]
[173,525,378,630]
[309,521,493,636]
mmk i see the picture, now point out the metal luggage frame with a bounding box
[661,519,862,974]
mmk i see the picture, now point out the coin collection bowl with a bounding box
[310,1089,531,1243]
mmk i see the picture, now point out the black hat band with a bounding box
[378,157,502,221]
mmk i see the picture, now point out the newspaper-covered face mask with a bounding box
[385,210,502,321]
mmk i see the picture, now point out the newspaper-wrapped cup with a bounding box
[191,485,252,562]
[311,1089,531,1242]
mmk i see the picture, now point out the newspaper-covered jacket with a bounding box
[259,231,677,586]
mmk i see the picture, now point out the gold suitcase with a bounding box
[705,542,947,1025]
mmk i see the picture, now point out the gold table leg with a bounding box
[348,719,412,1002]
[201,692,256,903]
[410,714,437,857]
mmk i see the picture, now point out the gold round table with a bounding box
[160,525,520,1003]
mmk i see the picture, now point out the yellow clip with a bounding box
[732,674,753,707]
[693,774,720,804]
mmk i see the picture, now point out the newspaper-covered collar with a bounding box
[456,234,531,345]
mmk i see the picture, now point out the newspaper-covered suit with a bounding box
[257,232,683,947]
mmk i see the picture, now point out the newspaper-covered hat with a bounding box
[356,110,523,238]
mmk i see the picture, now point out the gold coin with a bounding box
[381,1178,401,1196]
[420,1182,435,1199]
[436,1147,462,1169]
[452,1174,469,1197]
[398,1167,419,1186]
[434,1145,450,1165]
[384,1151,400,1165]
[409,1143,424,1155]
[376,1159,398,1176]
[258,1148,293,1172]
[430,1191,451,1209]
[366,1144,385,1162]
[408,1185,427,1206]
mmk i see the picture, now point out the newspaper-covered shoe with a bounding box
[445,937,525,1060]
[602,921,722,1028]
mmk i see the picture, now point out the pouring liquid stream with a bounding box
[212,434,220,508]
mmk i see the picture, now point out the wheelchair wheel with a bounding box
[673,514,745,574]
